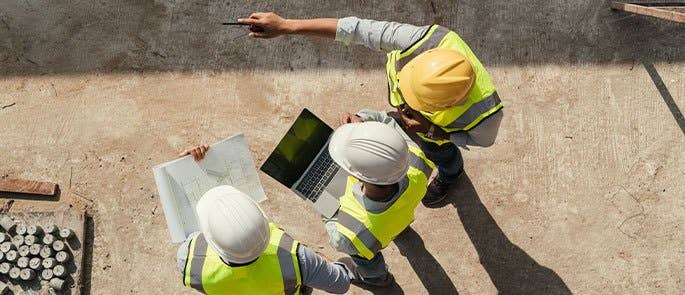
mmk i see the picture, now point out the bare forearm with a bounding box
[238,13,336,39]
[286,18,338,39]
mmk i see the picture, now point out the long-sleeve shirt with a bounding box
[177,232,353,294]
[323,109,415,256]
[335,17,504,148]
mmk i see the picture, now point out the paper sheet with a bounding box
[153,134,267,243]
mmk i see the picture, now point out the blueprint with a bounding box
[153,134,267,243]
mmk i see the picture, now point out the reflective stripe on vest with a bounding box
[336,147,434,260]
[396,27,451,70]
[183,224,301,295]
[443,92,502,130]
[407,144,434,178]
[386,25,503,133]
[277,233,298,295]
[337,210,383,256]
[186,232,208,293]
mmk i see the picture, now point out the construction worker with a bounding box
[238,13,503,205]
[322,114,435,286]
[176,147,354,294]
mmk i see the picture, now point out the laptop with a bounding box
[260,109,347,218]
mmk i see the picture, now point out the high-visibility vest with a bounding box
[386,25,503,144]
[183,223,302,295]
[336,144,435,260]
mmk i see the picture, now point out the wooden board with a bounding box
[0,210,85,295]
[611,1,685,23]
[0,179,58,196]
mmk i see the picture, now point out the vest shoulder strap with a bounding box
[397,25,451,70]
[184,233,209,293]
[407,144,435,178]
[276,230,300,295]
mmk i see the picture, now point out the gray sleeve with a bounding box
[335,16,431,51]
[297,245,354,294]
[323,218,359,256]
[356,109,414,144]
[355,109,395,125]
[176,232,200,274]
[449,110,504,147]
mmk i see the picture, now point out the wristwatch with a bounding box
[425,124,436,139]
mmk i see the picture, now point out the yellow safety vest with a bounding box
[183,223,302,295]
[336,144,435,260]
[386,25,503,145]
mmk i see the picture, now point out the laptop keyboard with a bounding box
[295,148,339,202]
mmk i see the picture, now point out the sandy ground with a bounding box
[1,0,684,294]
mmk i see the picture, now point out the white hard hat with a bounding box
[328,122,409,185]
[195,185,270,264]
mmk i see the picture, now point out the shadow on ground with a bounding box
[395,226,459,294]
[351,279,406,295]
[434,173,572,294]
[81,213,94,295]
[0,186,61,202]
[0,0,683,75]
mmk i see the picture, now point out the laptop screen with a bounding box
[260,109,333,188]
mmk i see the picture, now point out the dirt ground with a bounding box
[1,1,684,294]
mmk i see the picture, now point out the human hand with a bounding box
[397,105,431,134]
[178,144,210,161]
[238,12,292,38]
[339,112,364,125]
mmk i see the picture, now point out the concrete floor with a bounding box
[1,0,684,294]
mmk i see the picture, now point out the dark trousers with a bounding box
[416,139,464,182]
[351,252,388,283]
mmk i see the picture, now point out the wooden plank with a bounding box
[624,2,685,7]
[611,1,685,23]
[1,210,86,294]
[0,179,58,196]
[663,7,685,13]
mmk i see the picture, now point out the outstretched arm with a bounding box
[237,12,430,51]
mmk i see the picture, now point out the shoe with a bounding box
[360,272,395,287]
[422,177,451,206]
[422,170,463,206]
[335,257,395,287]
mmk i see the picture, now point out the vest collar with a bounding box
[352,176,409,214]
[224,256,259,267]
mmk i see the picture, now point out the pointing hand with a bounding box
[238,12,291,38]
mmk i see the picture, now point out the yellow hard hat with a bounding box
[399,48,476,112]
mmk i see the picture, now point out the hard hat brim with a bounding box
[328,123,357,178]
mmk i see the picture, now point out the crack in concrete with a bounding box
[24,56,38,66]
[0,18,9,31]
[1,102,16,109]
[614,185,646,240]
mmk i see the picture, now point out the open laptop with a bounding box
[260,109,347,218]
